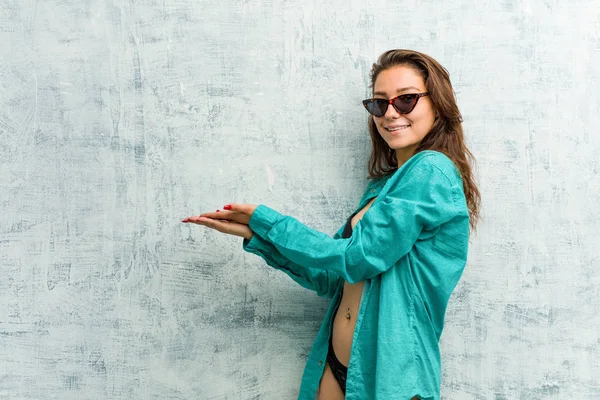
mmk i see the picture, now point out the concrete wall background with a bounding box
[1,0,599,398]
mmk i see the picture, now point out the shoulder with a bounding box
[383,151,465,207]
[402,150,462,186]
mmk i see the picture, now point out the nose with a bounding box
[383,101,400,118]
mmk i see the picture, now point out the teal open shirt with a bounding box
[242,150,470,400]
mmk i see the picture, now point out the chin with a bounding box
[385,138,420,150]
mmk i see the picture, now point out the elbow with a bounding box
[342,252,373,284]
[344,268,376,284]
[342,261,368,284]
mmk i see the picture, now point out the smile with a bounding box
[386,125,410,132]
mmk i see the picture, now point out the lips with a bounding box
[385,125,410,132]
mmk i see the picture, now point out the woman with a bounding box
[183,49,480,400]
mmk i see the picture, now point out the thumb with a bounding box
[224,203,254,215]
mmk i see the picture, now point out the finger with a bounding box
[185,216,251,238]
[199,210,236,219]
[223,203,240,212]
[182,208,227,223]
[224,203,253,215]
[196,217,237,234]
[201,210,250,225]
[183,215,204,224]
[190,216,231,225]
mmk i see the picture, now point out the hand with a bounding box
[181,203,259,240]
[197,203,258,225]
[182,215,254,240]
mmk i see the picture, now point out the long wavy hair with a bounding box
[366,49,481,231]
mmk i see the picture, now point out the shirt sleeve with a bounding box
[248,155,461,284]
[242,230,342,298]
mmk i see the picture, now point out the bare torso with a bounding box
[317,197,377,400]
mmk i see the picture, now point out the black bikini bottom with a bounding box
[326,299,348,393]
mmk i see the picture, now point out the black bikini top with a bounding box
[341,211,358,239]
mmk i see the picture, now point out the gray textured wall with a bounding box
[1,0,599,399]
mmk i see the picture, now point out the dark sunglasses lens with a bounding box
[365,100,388,117]
[392,94,418,114]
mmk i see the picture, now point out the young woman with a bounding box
[183,49,480,400]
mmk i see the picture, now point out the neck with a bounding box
[395,146,418,168]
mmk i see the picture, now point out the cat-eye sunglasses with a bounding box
[362,92,429,117]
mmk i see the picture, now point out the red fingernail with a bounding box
[216,210,220,212]
[182,219,188,222]
[224,205,232,210]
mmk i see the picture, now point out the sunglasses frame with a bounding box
[362,92,430,117]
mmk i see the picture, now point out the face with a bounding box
[372,65,436,164]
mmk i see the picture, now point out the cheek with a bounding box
[413,119,434,138]
[374,118,386,133]
[412,109,436,129]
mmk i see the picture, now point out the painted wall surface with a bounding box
[1,0,599,398]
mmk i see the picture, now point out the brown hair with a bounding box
[366,49,481,231]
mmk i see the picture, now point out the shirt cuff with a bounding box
[248,204,282,239]
[242,233,264,253]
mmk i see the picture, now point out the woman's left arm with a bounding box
[249,154,464,284]
[242,231,342,298]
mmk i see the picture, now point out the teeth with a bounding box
[387,126,409,131]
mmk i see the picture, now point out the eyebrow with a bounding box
[373,86,422,96]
